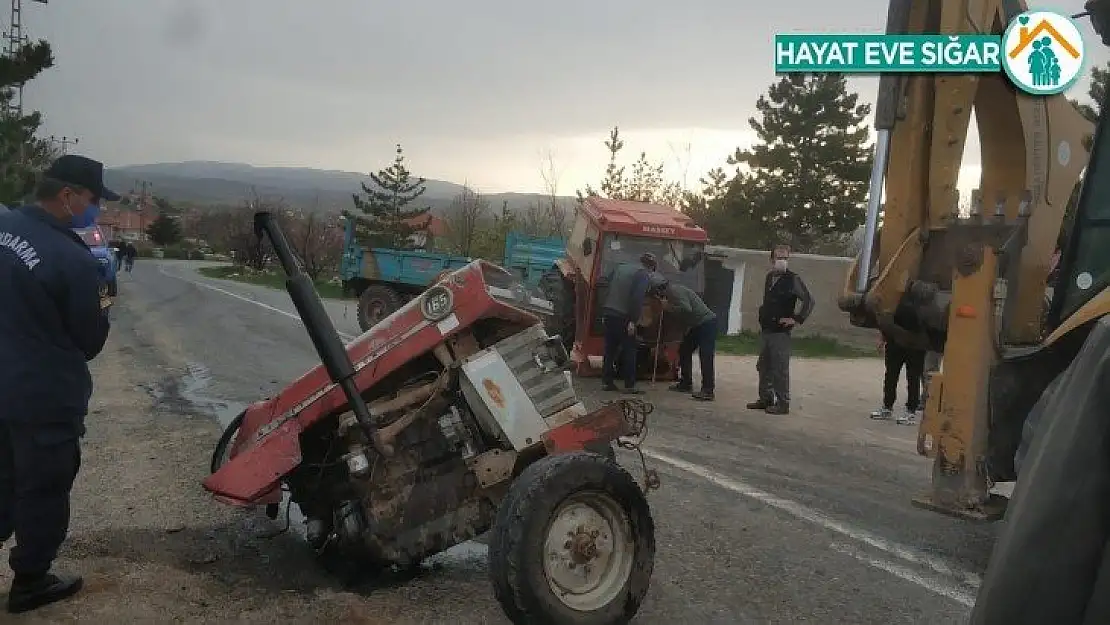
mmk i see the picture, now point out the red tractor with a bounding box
[205,212,659,625]
[539,197,709,381]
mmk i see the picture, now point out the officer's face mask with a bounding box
[62,189,100,229]
[773,258,789,272]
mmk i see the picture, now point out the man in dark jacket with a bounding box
[746,245,814,415]
[0,155,116,614]
[655,279,718,401]
[599,252,657,394]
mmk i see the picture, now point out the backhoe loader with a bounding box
[845,0,1110,617]
[840,0,1109,523]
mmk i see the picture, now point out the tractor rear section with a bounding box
[539,197,709,381]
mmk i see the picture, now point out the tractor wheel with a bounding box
[488,451,655,625]
[210,410,246,473]
[357,284,403,332]
[539,268,575,351]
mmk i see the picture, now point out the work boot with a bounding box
[692,389,714,401]
[765,402,790,415]
[746,399,768,410]
[870,407,893,420]
[7,573,83,614]
[669,383,692,393]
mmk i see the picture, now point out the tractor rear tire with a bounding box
[539,268,575,351]
[488,451,655,625]
[357,284,403,332]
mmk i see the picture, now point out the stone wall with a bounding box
[704,245,876,347]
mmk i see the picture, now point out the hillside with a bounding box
[105,161,574,215]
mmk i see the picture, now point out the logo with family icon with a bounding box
[1001,10,1086,95]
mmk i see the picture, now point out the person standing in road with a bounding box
[653,278,718,401]
[746,245,814,415]
[600,252,657,395]
[870,322,927,425]
[0,155,116,614]
[123,241,136,272]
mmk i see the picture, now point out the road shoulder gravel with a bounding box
[0,302,390,623]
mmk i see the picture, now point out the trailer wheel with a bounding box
[357,284,402,332]
[539,268,575,351]
[210,411,246,473]
[489,451,654,625]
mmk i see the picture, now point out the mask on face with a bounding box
[773,259,788,272]
[63,196,100,229]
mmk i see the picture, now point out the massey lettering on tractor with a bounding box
[203,211,659,625]
[539,197,709,381]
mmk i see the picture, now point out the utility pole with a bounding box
[135,179,151,239]
[3,0,48,119]
[47,134,78,154]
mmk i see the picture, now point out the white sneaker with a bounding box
[870,407,893,420]
[896,408,917,425]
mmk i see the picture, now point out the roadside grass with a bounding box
[717,331,877,359]
[198,265,346,300]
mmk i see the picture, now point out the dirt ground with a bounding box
[0,327,896,623]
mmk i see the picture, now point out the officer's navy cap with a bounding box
[43,155,120,203]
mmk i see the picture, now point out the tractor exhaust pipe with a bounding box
[253,211,386,454]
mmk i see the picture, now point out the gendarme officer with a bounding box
[0,155,116,614]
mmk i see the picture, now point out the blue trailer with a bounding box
[340,219,566,331]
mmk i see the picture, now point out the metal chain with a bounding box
[615,399,661,492]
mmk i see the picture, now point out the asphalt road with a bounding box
[115,260,997,624]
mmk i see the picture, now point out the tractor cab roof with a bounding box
[582,197,708,243]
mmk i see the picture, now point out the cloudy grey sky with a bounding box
[16,0,1109,198]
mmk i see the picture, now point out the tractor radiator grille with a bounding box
[492,324,578,417]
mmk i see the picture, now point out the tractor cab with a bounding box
[540,197,709,380]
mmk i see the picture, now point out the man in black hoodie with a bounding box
[0,155,115,614]
[745,245,814,415]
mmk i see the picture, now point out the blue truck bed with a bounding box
[340,220,565,293]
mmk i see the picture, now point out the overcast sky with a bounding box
[16,0,1109,199]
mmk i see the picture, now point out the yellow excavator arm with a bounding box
[838,0,1101,519]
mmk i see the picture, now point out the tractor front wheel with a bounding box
[210,410,245,473]
[488,451,654,625]
[357,284,403,332]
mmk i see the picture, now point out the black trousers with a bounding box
[678,318,717,391]
[883,342,927,411]
[602,314,637,388]
[0,420,83,577]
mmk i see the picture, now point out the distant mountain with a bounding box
[105,161,573,215]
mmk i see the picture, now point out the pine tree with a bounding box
[0,40,56,204]
[576,126,683,207]
[348,144,430,249]
[146,213,183,246]
[724,73,873,252]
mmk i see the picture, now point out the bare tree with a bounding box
[226,205,267,270]
[287,208,344,280]
[524,150,569,237]
[667,140,694,196]
[442,184,489,257]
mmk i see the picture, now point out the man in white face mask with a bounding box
[746,245,814,415]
